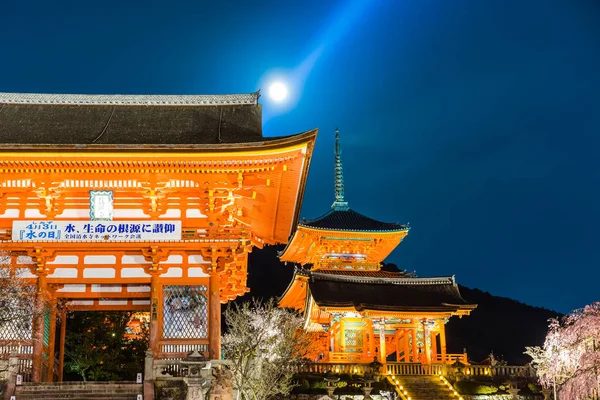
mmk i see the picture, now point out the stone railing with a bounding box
[386,362,445,376]
[463,364,536,378]
[286,362,371,375]
[286,361,536,380]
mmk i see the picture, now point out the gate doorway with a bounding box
[62,311,148,381]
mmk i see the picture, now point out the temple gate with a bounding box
[0,92,316,382]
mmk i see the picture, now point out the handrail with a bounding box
[386,362,445,376]
[463,365,536,378]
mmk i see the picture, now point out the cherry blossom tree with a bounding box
[0,251,38,344]
[222,299,314,400]
[526,302,600,400]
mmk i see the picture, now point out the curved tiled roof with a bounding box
[300,208,408,232]
[308,271,474,312]
[311,269,412,278]
[0,92,265,145]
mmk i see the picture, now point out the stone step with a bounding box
[14,382,142,400]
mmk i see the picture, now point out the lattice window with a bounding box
[344,329,364,353]
[162,285,208,339]
[0,286,34,341]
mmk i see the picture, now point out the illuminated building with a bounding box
[279,130,476,365]
[0,92,316,381]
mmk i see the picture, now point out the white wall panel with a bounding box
[58,284,86,293]
[121,268,150,278]
[84,255,117,265]
[47,256,79,265]
[83,268,116,278]
[48,268,78,278]
[188,268,209,278]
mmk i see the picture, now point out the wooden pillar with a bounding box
[149,273,161,357]
[440,324,447,363]
[403,330,410,362]
[378,321,386,365]
[411,328,418,363]
[369,321,375,358]
[46,298,57,382]
[339,318,346,353]
[394,330,400,362]
[362,324,368,361]
[430,331,438,363]
[208,272,221,360]
[58,307,67,382]
[32,274,47,382]
[423,322,431,365]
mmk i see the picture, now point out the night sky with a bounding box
[1,1,599,313]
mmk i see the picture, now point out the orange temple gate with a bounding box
[0,92,316,382]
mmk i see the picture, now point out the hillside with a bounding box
[243,245,561,365]
[446,286,561,364]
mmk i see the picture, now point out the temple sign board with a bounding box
[90,190,114,220]
[11,221,182,241]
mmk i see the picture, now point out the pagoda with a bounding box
[278,129,476,366]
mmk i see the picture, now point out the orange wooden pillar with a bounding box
[208,272,221,359]
[149,273,161,357]
[339,318,346,353]
[378,322,386,365]
[394,330,400,362]
[440,325,447,362]
[58,307,67,382]
[46,297,57,382]
[430,331,438,363]
[403,330,410,362]
[423,322,431,365]
[411,328,418,363]
[32,273,48,382]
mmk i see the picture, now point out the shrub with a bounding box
[298,379,310,390]
[455,380,499,395]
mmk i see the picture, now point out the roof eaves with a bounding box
[0,92,260,106]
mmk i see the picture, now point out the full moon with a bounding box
[268,82,288,102]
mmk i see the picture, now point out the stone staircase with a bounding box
[14,382,143,400]
[387,375,459,400]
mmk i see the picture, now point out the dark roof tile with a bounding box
[308,271,474,312]
[301,208,408,232]
[0,93,265,145]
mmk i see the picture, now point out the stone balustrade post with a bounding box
[507,387,520,399]
[144,349,155,400]
[541,388,552,400]
[2,352,20,400]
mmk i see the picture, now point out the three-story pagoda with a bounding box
[278,129,476,366]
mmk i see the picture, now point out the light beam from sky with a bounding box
[261,0,373,124]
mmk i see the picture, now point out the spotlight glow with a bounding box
[268,81,288,102]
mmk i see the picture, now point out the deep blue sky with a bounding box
[1,1,599,313]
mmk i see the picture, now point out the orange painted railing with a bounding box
[432,353,468,364]
[328,352,367,363]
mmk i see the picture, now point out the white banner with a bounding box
[12,220,182,242]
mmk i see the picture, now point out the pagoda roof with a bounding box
[300,208,408,233]
[0,92,273,146]
[279,268,476,315]
[307,270,475,313]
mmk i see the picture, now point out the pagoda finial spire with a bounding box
[332,128,349,210]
